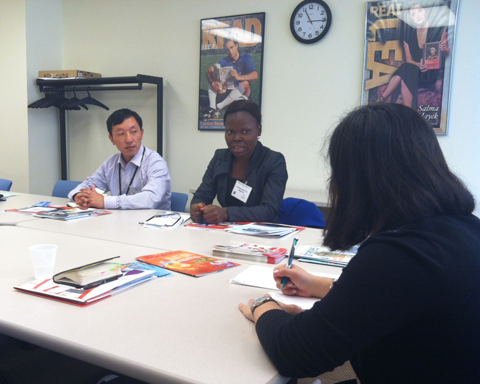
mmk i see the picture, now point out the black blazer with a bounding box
[191,141,288,222]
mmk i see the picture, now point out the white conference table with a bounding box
[1,193,337,384]
[11,193,326,256]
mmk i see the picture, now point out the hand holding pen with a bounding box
[281,237,298,289]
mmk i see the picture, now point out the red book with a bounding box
[136,251,240,277]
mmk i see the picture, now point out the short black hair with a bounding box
[106,108,143,135]
[323,103,475,250]
[223,100,262,126]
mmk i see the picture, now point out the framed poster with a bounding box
[361,0,459,135]
[198,12,265,131]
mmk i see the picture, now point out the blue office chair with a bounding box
[0,178,12,191]
[278,197,326,228]
[171,192,188,212]
[52,180,82,198]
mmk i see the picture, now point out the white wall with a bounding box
[16,0,480,216]
[26,0,63,195]
[437,1,480,217]
[0,1,29,192]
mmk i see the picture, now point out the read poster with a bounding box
[361,0,458,135]
[198,13,265,131]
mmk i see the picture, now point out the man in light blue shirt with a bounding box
[68,108,171,210]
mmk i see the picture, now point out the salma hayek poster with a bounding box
[361,0,459,135]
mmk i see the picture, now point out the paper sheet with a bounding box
[268,291,320,310]
[229,265,341,291]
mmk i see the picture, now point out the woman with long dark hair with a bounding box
[239,103,480,383]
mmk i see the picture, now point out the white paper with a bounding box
[230,265,278,290]
[268,291,320,310]
[229,265,341,291]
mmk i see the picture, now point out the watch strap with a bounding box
[250,296,278,316]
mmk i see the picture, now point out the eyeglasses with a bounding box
[144,211,182,227]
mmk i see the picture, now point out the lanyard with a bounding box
[118,147,145,195]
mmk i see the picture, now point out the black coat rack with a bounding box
[32,74,163,180]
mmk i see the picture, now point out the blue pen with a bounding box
[281,237,298,289]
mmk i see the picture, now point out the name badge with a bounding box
[231,180,252,203]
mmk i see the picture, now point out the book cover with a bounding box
[136,251,240,277]
[213,241,287,264]
[14,269,155,306]
[213,64,234,92]
[424,42,441,70]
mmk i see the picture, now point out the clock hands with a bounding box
[305,10,314,25]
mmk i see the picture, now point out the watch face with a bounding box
[290,0,332,44]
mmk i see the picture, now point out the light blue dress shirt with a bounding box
[68,145,171,210]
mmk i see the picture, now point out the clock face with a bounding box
[290,0,332,44]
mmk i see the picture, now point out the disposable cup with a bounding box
[29,244,57,280]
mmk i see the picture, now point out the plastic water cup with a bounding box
[29,244,57,280]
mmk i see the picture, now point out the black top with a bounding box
[191,141,288,222]
[256,214,480,383]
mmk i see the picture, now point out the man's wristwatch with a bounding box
[250,296,278,316]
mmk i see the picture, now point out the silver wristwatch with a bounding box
[250,296,278,316]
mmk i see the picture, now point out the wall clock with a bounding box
[290,0,332,44]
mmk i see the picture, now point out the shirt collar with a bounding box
[118,145,145,168]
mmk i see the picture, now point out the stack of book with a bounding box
[294,245,356,267]
[213,241,288,264]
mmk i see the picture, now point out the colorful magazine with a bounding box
[5,202,110,220]
[35,208,111,220]
[136,251,240,277]
[121,261,173,278]
[295,245,356,268]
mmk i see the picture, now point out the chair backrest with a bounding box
[52,180,82,198]
[0,179,12,191]
[171,192,188,212]
[278,197,326,228]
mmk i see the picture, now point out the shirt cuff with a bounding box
[103,196,118,210]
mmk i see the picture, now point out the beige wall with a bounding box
[6,0,480,216]
[0,1,29,192]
